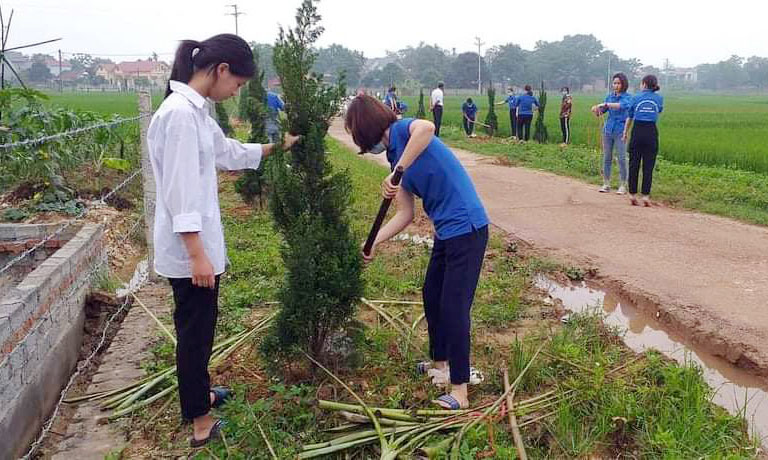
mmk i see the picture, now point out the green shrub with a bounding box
[484,87,498,136]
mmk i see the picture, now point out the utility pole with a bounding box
[226,4,245,36]
[474,36,485,94]
[58,49,63,92]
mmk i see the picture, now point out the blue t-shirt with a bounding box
[516,94,539,116]
[602,91,632,135]
[266,92,284,125]
[462,102,478,119]
[386,119,489,240]
[505,94,517,110]
[629,90,664,123]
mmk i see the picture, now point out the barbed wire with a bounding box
[0,167,143,278]
[0,114,148,151]
[20,279,140,460]
[8,217,150,459]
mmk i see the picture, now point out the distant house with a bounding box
[96,59,171,89]
[664,67,698,83]
[43,57,71,77]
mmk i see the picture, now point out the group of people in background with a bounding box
[591,72,664,206]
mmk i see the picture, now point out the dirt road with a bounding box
[329,119,768,380]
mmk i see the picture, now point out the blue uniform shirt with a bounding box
[462,102,478,119]
[505,94,517,110]
[629,90,664,123]
[267,91,284,111]
[601,92,632,135]
[516,94,539,116]
[386,118,489,240]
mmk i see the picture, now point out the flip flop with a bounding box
[190,419,225,448]
[432,394,466,410]
[416,361,434,375]
[211,386,233,409]
[428,367,484,386]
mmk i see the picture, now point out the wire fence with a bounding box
[0,114,148,151]
[0,93,156,459]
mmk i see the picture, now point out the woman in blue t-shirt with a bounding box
[515,85,539,142]
[624,75,664,206]
[344,95,490,410]
[591,73,632,194]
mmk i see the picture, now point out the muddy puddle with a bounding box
[535,276,768,446]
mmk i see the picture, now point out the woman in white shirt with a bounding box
[148,34,298,447]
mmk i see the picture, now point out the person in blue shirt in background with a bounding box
[344,95,490,410]
[384,85,401,116]
[461,97,478,138]
[266,91,285,143]
[496,87,518,138]
[516,85,539,142]
[623,75,664,207]
[591,73,632,194]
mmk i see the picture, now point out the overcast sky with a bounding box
[7,0,768,68]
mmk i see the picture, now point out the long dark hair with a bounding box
[165,34,255,98]
[642,74,660,92]
[344,95,397,153]
[612,72,629,93]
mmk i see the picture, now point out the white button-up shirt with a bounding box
[431,88,444,107]
[147,80,262,278]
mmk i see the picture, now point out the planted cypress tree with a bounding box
[416,88,426,119]
[533,80,549,143]
[484,87,499,136]
[262,0,364,363]
[215,102,232,135]
[235,53,269,206]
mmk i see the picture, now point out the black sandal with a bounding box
[190,419,225,448]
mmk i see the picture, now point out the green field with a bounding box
[403,93,768,174]
[43,91,164,116]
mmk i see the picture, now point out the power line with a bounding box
[226,4,245,36]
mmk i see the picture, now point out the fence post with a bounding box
[138,91,157,282]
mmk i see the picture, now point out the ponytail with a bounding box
[165,34,255,99]
[642,74,660,92]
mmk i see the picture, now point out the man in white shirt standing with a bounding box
[430,81,445,137]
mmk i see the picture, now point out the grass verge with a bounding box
[125,136,759,459]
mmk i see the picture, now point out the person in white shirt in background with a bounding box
[430,81,445,137]
[148,34,298,448]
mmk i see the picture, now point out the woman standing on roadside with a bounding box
[624,75,664,206]
[559,87,573,146]
[591,72,632,194]
[516,85,539,142]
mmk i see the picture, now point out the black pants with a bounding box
[463,116,475,135]
[509,109,518,137]
[517,115,533,141]
[423,226,488,384]
[169,276,220,420]
[433,105,443,137]
[560,117,571,143]
[628,121,659,195]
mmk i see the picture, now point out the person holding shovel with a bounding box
[461,97,478,137]
[345,95,489,410]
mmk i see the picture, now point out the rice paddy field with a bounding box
[45,90,768,174]
[402,93,768,175]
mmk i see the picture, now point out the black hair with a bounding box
[165,33,255,98]
[612,72,629,93]
[561,86,569,93]
[437,81,444,89]
[524,84,533,95]
[466,97,473,104]
[642,74,660,92]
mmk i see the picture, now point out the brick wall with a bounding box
[0,223,106,460]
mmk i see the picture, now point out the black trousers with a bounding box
[423,226,488,384]
[462,116,475,135]
[169,276,220,420]
[628,121,659,195]
[517,115,533,141]
[560,117,571,143]
[433,105,443,137]
[509,109,518,137]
